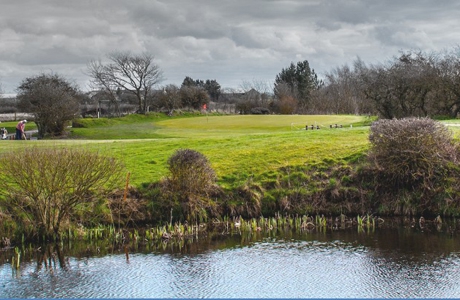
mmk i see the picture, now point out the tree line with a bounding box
[242,48,460,118]
[312,49,460,118]
[3,48,460,138]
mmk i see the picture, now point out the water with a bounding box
[2,225,460,298]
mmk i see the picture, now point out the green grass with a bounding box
[1,114,373,188]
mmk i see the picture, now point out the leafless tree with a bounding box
[316,64,363,114]
[87,60,122,116]
[355,51,438,118]
[239,79,273,108]
[270,81,297,113]
[87,52,163,114]
[435,48,460,118]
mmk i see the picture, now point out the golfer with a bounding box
[15,120,27,140]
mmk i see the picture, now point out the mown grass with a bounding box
[1,113,372,188]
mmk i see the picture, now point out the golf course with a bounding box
[1,113,371,188]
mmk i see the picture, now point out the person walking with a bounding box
[15,120,27,140]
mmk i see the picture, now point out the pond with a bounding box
[1,220,460,298]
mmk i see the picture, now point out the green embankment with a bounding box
[4,113,460,236]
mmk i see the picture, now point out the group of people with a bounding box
[0,120,28,140]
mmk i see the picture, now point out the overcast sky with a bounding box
[1,0,460,94]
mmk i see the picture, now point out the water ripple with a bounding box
[2,234,460,298]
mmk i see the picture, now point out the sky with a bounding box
[1,0,460,95]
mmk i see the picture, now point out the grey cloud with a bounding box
[372,23,433,49]
[128,1,230,40]
[315,20,342,31]
[1,0,460,93]
[6,18,112,39]
[15,46,91,66]
[230,27,268,49]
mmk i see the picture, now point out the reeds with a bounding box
[208,213,369,236]
[11,246,20,270]
[10,212,382,247]
[357,214,376,233]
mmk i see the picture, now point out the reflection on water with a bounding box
[1,226,460,298]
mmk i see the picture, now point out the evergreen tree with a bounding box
[274,60,322,111]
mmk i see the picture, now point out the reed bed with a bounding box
[1,215,457,269]
[210,213,380,235]
[47,213,382,246]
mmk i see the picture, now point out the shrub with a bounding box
[250,107,271,115]
[160,149,219,222]
[107,186,149,227]
[367,117,460,214]
[0,147,124,240]
[369,117,458,187]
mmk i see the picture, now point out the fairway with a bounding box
[0,114,371,187]
[156,114,364,136]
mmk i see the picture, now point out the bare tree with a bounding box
[356,51,438,119]
[87,60,122,116]
[435,49,460,118]
[270,81,298,114]
[239,79,273,108]
[311,60,376,115]
[87,52,163,114]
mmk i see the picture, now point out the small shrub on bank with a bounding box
[159,149,220,222]
[0,147,125,240]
